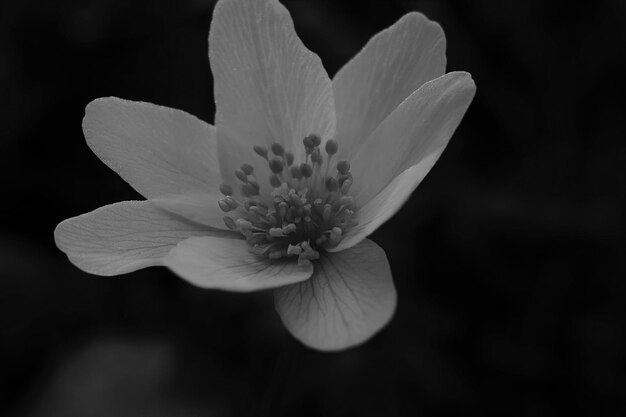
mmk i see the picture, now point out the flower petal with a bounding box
[333,12,446,161]
[163,236,313,292]
[83,97,221,199]
[54,201,228,276]
[151,193,227,230]
[328,155,439,253]
[351,72,476,207]
[209,0,336,192]
[274,239,396,351]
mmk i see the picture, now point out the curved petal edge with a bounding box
[274,239,396,351]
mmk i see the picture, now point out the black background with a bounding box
[1,0,625,416]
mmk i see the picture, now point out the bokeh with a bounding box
[1,0,625,416]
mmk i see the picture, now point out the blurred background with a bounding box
[1,0,625,416]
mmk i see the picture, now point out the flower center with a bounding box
[217,134,356,266]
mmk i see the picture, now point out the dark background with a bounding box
[1,0,625,416]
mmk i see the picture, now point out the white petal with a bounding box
[83,97,221,199]
[209,0,336,192]
[351,72,476,207]
[274,239,396,351]
[163,236,313,292]
[54,201,226,276]
[328,154,439,253]
[151,193,226,230]
[333,12,446,161]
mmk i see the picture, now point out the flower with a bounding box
[54,0,475,351]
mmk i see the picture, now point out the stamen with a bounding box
[269,157,284,174]
[300,163,312,178]
[219,135,357,263]
[325,177,339,192]
[269,174,282,188]
[223,216,237,230]
[253,145,268,159]
[290,165,302,180]
[337,160,350,175]
[218,199,231,212]
[325,139,338,155]
[235,169,248,183]
[240,163,254,175]
[310,149,323,165]
[271,142,285,156]
[303,135,315,150]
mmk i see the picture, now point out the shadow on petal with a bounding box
[164,236,314,292]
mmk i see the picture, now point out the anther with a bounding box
[337,160,351,175]
[338,172,352,186]
[223,216,237,230]
[328,227,343,246]
[309,134,322,147]
[311,149,323,165]
[300,163,313,178]
[285,152,294,166]
[253,145,268,159]
[219,183,233,196]
[218,199,231,212]
[235,169,248,183]
[269,227,283,237]
[269,157,284,174]
[269,174,282,188]
[240,163,254,175]
[241,182,259,196]
[325,139,338,155]
[248,179,260,191]
[236,218,252,231]
[303,135,314,150]
[290,165,302,180]
[271,143,285,156]
[325,177,339,192]
[225,196,239,209]
[287,244,302,256]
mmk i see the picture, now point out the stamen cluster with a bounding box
[217,134,356,266]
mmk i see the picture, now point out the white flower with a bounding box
[54,0,475,351]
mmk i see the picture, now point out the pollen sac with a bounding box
[218,199,231,212]
[302,135,314,150]
[223,216,237,230]
[310,134,321,147]
[337,160,351,175]
[240,163,254,175]
[253,145,268,158]
[290,165,302,180]
[300,163,312,178]
[269,174,282,188]
[271,142,285,156]
[325,139,338,155]
[310,149,323,165]
[269,157,284,174]
[235,169,248,183]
